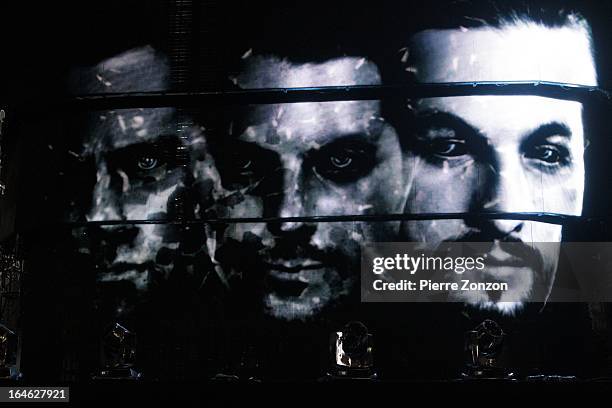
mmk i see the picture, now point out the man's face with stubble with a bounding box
[79,46,215,315]
[400,19,598,313]
[207,55,406,320]
[79,48,406,321]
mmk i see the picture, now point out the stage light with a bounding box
[93,323,141,380]
[461,319,514,380]
[324,321,377,381]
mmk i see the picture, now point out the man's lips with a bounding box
[481,242,534,267]
[479,253,529,280]
[483,255,526,267]
[262,260,326,297]
[475,247,538,281]
[262,260,325,273]
[104,261,156,274]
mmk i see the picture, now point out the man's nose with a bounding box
[265,164,315,236]
[470,155,533,238]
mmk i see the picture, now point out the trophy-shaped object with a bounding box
[324,321,377,380]
[93,323,141,380]
[0,324,20,380]
[461,319,513,380]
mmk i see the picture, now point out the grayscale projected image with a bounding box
[60,3,608,324]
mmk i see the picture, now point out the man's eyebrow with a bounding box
[107,134,182,151]
[412,110,481,136]
[527,122,572,141]
[307,133,378,153]
[104,134,186,163]
[319,133,374,145]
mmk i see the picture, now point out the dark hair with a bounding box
[373,0,595,85]
[414,0,590,29]
[219,1,401,90]
[222,1,597,90]
[375,0,598,149]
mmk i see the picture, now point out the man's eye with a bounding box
[226,155,261,181]
[525,144,568,165]
[137,155,160,170]
[430,139,468,157]
[107,146,168,180]
[237,158,254,172]
[313,142,377,184]
[330,154,352,169]
[214,149,275,190]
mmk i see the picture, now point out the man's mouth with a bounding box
[483,254,526,267]
[262,260,326,297]
[262,260,325,272]
[479,242,541,276]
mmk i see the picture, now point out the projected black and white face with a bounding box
[81,49,406,321]
[81,46,210,309]
[207,56,405,320]
[401,20,598,313]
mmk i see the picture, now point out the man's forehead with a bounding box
[77,46,178,154]
[235,56,383,147]
[408,22,597,86]
[73,45,170,94]
[414,95,585,144]
[237,55,382,88]
[415,95,584,121]
[237,99,382,148]
[85,107,180,154]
